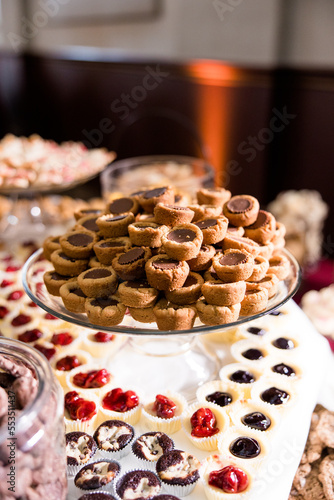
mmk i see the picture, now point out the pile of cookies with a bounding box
[42,185,290,330]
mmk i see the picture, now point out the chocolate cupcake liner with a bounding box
[74,459,122,494]
[181,402,228,451]
[114,468,161,500]
[141,391,187,435]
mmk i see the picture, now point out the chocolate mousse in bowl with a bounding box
[0,338,67,500]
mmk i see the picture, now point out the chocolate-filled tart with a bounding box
[115,469,161,500]
[132,431,174,469]
[43,235,61,260]
[257,241,274,260]
[60,279,87,313]
[137,185,174,212]
[51,249,88,276]
[77,266,118,298]
[196,300,241,326]
[156,449,201,496]
[97,212,135,238]
[181,402,228,451]
[128,306,156,323]
[93,419,135,460]
[246,256,269,282]
[219,362,263,398]
[268,252,290,280]
[246,273,278,299]
[231,339,270,368]
[60,230,98,259]
[165,272,203,305]
[128,221,169,248]
[223,195,259,227]
[118,279,159,308]
[201,279,246,307]
[213,249,254,283]
[43,269,73,296]
[154,202,195,225]
[196,380,243,412]
[240,286,268,316]
[66,431,97,475]
[153,299,197,330]
[106,196,139,215]
[161,223,203,260]
[244,210,276,244]
[221,234,260,257]
[188,204,222,222]
[112,246,152,281]
[141,391,187,434]
[145,254,189,291]
[75,214,101,234]
[187,244,215,272]
[194,216,228,245]
[93,237,131,265]
[74,207,103,221]
[85,296,126,327]
[197,187,231,207]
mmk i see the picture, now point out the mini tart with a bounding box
[142,391,187,434]
[196,380,243,412]
[76,215,101,234]
[196,300,241,326]
[201,279,246,307]
[128,306,156,324]
[77,266,118,298]
[244,210,276,244]
[197,187,231,207]
[85,296,126,327]
[194,216,228,245]
[181,402,228,451]
[187,244,215,272]
[213,250,254,283]
[137,186,175,213]
[96,212,135,238]
[60,280,87,313]
[267,332,301,358]
[265,357,303,382]
[246,256,269,282]
[156,449,201,497]
[43,235,61,260]
[219,363,262,398]
[239,324,269,340]
[246,273,279,299]
[60,230,98,259]
[201,454,253,500]
[53,349,93,388]
[99,388,142,426]
[161,223,203,260]
[154,203,195,226]
[74,459,121,492]
[64,391,99,434]
[135,213,156,223]
[118,279,159,308]
[165,272,204,305]
[112,247,152,281]
[226,225,245,237]
[153,299,197,331]
[43,270,73,296]
[188,204,222,222]
[51,249,88,276]
[268,253,290,280]
[128,222,169,248]
[83,332,124,359]
[93,419,135,460]
[74,207,103,221]
[115,470,161,500]
[106,196,139,215]
[145,254,189,291]
[240,287,268,316]
[221,234,260,257]
[228,400,280,436]
[271,221,286,246]
[217,426,269,469]
[66,363,113,398]
[66,431,97,475]
[132,432,174,469]
[251,376,297,410]
[93,237,132,265]
[230,339,270,367]
[223,195,259,227]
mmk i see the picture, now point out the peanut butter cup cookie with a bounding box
[93,237,132,265]
[154,203,194,226]
[75,215,101,234]
[112,247,151,281]
[128,222,169,248]
[188,204,222,222]
[97,212,135,238]
[118,280,159,308]
[138,186,175,213]
[74,207,103,221]
[106,196,139,215]
[194,216,228,245]
[60,280,87,313]
[223,195,259,227]
[196,300,241,326]
[197,187,231,206]
[247,255,269,282]
[43,235,61,261]
[201,279,246,306]
[268,253,290,280]
[161,223,203,260]
[145,254,189,291]
[60,230,98,259]
[240,286,268,315]
[221,233,260,256]
[51,249,88,277]
[128,306,156,323]
[85,296,126,327]
[244,210,276,244]
[247,273,279,298]
[153,299,197,330]
[78,266,118,298]
[165,272,204,305]
[187,244,215,272]
[44,270,73,296]
[212,249,254,282]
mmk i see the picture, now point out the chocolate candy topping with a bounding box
[241,411,271,431]
[59,252,76,262]
[106,215,127,222]
[230,437,261,458]
[272,363,296,377]
[68,233,93,247]
[152,258,180,270]
[247,210,270,229]
[108,197,134,214]
[84,268,112,279]
[229,370,255,384]
[167,228,196,243]
[227,197,252,213]
[242,348,264,361]
[183,275,198,287]
[247,326,266,336]
[219,253,247,266]
[144,187,167,199]
[261,387,290,405]
[125,280,150,289]
[82,219,99,232]
[91,298,118,308]
[272,337,295,350]
[206,391,232,407]
[195,219,217,230]
[71,288,86,297]
[100,240,126,248]
[118,248,145,265]
[51,272,68,281]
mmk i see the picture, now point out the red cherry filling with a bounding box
[64,391,97,421]
[28,301,38,308]
[93,331,115,343]
[7,290,24,301]
[1,280,14,288]
[18,329,43,343]
[0,306,9,319]
[102,388,139,412]
[33,344,56,360]
[44,313,58,320]
[190,408,220,437]
[51,332,73,346]
[11,314,31,326]
[153,394,177,419]
[208,466,249,493]
[73,369,111,389]
[6,265,21,272]
[56,355,81,371]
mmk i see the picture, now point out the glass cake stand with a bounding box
[22,248,301,400]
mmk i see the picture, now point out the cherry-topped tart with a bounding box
[65,391,97,421]
[73,369,111,389]
[152,394,177,419]
[94,332,115,343]
[56,355,81,371]
[102,388,139,413]
[190,408,219,438]
[51,332,73,346]
[208,465,249,493]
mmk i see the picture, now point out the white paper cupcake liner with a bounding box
[64,391,99,434]
[141,391,187,435]
[160,478,198,497]
[98,387,143,426]
[219,362,263,399]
